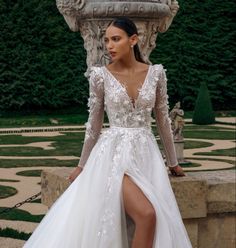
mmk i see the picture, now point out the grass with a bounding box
[185,157,236,166]
[0,159,78,168]
[0,113,88,128]
[0,227,31,240]
[184,125,234,130]
[0,132,85,156]
[0,207,44,222]
[0,179,20,182]
[0,110,235,128]
[16,170,42,177]
[30,198,41,203]
[181,162,201,168]
[183,130,235,140]
[184,140,213,149]
[194,147,235,157]
[0,185,17,199]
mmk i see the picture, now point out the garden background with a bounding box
[1,0,235,115]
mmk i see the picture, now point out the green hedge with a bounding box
[150,0,236,110]
[0,0,87,113]
[0,0,235,113]
[192,82,215,124]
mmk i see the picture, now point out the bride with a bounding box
[23,17,192,248]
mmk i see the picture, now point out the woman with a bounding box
[23,17,192,248]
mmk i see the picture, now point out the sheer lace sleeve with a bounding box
[153,65,178,167]
[78,67,104,168]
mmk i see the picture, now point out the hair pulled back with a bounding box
[108,17,145,63]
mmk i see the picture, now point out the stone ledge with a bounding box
[187,170,236,214]
[41,169,236,248]
[41,169,235,217]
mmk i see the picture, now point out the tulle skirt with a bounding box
[23,126,192,248]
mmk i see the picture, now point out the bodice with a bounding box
[102,65,158,128]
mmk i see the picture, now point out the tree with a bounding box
[192,82,215,124]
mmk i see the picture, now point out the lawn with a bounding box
[0,207,44,222]
[0,185,17,199]
[0,132,85,156]
[0,159,78,168]
[0,113,88,128]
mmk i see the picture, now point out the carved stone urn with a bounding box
[56,0,179,75]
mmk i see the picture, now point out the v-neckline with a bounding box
[103,65,151,109]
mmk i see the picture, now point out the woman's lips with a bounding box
[110,52,116,57]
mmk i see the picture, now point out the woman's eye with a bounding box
[113,37,120,42]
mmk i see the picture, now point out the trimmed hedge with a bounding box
[1,0,235,113]
[192,82,215,124]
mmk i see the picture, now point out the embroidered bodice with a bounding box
[78,64,178,168]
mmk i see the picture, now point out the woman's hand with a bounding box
[68,167,83,183]
[169,164,185,177]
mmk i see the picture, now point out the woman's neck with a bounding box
[111,56,140,72]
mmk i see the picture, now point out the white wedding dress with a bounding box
[23,64,192,248]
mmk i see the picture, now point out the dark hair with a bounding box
[108,17,145,63]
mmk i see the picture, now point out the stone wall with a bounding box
[41,170,236,248]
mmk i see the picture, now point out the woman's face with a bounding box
[104,25,137,61]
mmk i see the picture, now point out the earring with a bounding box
[131,45,134,48]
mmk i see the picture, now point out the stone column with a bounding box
[56,0,179,75]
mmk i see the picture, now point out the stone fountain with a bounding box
[56,0,179,75]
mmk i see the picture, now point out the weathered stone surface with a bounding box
[170,175,208,219]
[41,168,71,208]
[183,219,198,248]
[188,170,236,214]
[55,0,179,69]
[198,214,236,248]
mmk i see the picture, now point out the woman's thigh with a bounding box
[122,174,156,223]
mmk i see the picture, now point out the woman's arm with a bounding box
[153,65,178,167]
[77,67,104,168]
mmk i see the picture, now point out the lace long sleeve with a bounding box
[78,67,104,168]
[153,65,178,167]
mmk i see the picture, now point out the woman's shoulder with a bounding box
[89,66,104,75]
[88,66,105,79]
[151,63,165,72]
[88,66,105,88]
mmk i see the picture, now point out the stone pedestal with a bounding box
[174,140,190,165]
[41,170,236,248]
[56,0,179,72]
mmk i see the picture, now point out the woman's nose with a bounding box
[106,41,114,50]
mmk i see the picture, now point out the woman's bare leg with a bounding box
[122,174,156,248]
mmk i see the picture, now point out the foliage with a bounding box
[0,0,87,113]
[150,0,236,110]
[192,82,215,124]
[0,0,235,112]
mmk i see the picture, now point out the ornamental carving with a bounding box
[56,0,179,73]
